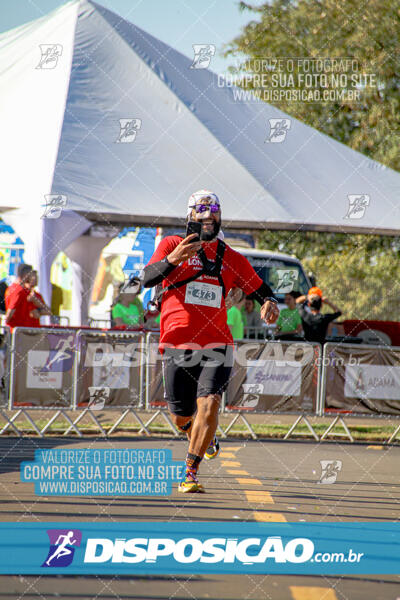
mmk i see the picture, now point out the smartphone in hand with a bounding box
[186,220,202,242]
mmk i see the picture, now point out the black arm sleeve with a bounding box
[324,311,342,323]
[142,260,176,288]
[246,282,275,305]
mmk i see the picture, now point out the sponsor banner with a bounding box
[20,449,184,497]
[26,351,63,389]
[323,343,400,414]
[245,361,302,396]
[75,331,144,408]
[0,522,398,575]
[226,341,320,413]
[345,364,400,400]
[10,328,75,408]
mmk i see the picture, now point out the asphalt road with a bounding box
[0,436,399,599]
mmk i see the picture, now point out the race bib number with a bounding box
[184,281,222,308]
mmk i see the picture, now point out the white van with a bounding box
[231,246,311,309]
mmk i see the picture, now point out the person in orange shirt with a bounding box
[25,271,52,327]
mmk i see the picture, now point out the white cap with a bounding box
[187,189,220,216]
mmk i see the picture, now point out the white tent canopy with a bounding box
[1,0,400,324]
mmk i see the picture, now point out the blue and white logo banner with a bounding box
[0,522,398,575]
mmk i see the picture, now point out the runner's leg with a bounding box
[188,394,220,458]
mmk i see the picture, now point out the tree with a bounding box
[226,0,400,319]
[225,0,400,171]
[258,230,400,320]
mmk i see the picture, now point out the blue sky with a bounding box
[0,0,265,73]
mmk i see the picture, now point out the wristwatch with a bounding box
[162,257,176,269]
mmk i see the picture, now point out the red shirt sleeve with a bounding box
[7,286,25,311]
[231,251,264,295]
[147,236,181,265]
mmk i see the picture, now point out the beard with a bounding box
[200,219,221,241]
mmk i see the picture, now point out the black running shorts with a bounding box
[162,346,233,416]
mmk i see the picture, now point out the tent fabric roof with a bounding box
[1,0,400,234]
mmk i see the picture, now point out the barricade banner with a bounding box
[225,340,321,413]
[322,343,400,415]
[144,333,166,409]
[74,330,144,409]
[9,327,76,409]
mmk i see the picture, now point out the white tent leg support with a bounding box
[216,423,226,439]
[284,415,319,441]
[62,410,88,436]
[41,410,83,437]
[138,410,161,434]
[386,423,400,445]
[320,416,354,442]
[224,413,257,440]
[0,410,22,436]
[20,410,43,437]
[86,411,107,437]
[139,410,180,437]
[108,409,150,436]
[159,411,180,437]
[107,410,130,435]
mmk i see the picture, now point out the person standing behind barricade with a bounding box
[4,263,33,331]
[226,288,245,340]
[243,296,263,338]
[111,277,144,328]
[296,287,342,345]
[275,291,303,340]
[142,189,279,493]
[25,271,52,327]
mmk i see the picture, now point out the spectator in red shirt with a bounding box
[5,263,33,330]
[25,271,52,327]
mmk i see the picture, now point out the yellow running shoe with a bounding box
[178,471,205,493]
[204,437,220,460]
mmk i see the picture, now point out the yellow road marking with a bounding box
[253,511,287,522]
[220,452,237,458]
[244,490,273,503]
[224,446,242,451]
[227,469,249,475]
[221,461,241,467]
[236,478,262,486]
[367,445,383,450]
[290,587,338,600]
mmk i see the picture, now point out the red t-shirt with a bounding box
[147,236,263,349]
[26,291,45,327]
[4,283,31,330]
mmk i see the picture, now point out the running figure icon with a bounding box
[42,335,74,371]
[45,531,77,566]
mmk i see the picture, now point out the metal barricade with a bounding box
[142,333,183,437]
[3,327,80,436]
[0,325,11,410]
[320,343,400,443]
[70,329,146,436]
[224,340,322,440]
[88,318,111,329]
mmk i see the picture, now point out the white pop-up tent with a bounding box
[1,0,400,324]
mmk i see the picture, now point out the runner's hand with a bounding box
[167,235,202,265]
[260,300,279,324]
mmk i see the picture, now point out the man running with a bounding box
[143,190,279,493]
